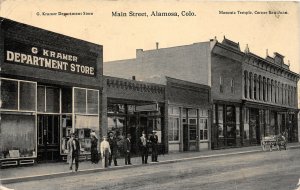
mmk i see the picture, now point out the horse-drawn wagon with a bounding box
[261,134,287,151]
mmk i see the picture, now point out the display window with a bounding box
[108,116,126,137]
[1,78,37,111]
[37,85,59,113]
[72,87,99,155]
[0,114,36,159]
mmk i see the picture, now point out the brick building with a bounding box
[211,37,299,149]
[103,76,167,155]
[104,36,299,150]
[0,17,104,166]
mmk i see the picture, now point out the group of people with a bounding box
[139,130,159,164]
[67,130,159,171]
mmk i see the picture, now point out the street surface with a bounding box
[5,149,300,190]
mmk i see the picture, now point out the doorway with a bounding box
[37,115,60,162]
[183,124,189,151]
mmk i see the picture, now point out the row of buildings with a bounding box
[0,17,299,167]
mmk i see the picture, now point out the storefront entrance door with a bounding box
[37,115,60,162]
[183,124,189,151]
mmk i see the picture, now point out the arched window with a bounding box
[267,78,270,102]
[231,78,235,93]
[258,75,262,100]
[274,81,277,103]
[244,71,248,98]
[282,83,284,104]
[271,80,273,102]
[219,75,223,93]
[254,74,257,100]
[263,77,266,101]
[249,73,253,99]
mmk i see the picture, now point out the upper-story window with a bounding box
[244,71,248,98]
[231,78,235,94]
[253,75,257,100]
[249,73,253,99]
[219,75,223,93]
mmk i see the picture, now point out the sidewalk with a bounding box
[1,143,300,184]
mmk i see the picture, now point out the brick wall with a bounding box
[104,42,211,86]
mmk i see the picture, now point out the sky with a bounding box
[0,0,299,105]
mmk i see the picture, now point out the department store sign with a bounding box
[4,38,96,76]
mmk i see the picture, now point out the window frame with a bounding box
[0,77,37,112]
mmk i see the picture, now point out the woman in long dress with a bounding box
[91,132,99,164]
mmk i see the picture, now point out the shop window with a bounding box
[0,79,18,110]
[218,105,224,137]
[37,86,46,112]
[1,78,36,111]
[188,109,197,117]
[107,104,125,115]
[236,107,240,137]
[74,87,99,115]
[226,106,235,123]
[199,118,208,140]
[62,88,72,113]
[188,118,197,141]
[19,81,36,111]
[46,87,60,113]
[0,114,36,159]
[168,117,179,141]
[61,115,72,154]
[87,89,99,114]
[74,88,86,114]
[108,116,126,137]
[37,86,59,113]
[243,108,250,140]
[213,104,216,124]
[75,115,99,154]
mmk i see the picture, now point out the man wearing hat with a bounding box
[150,130,159,162]
[123,133,132,165]
[90,131,99,164]
[100,135,111,168]
[139,131,149,164]
[67,133,80,171]
[108,132,118,166]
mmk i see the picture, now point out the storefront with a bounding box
[212,101,298,149]
[0,17,103,166]
[211,102,242,149]
[166,77,211,152]
[104,76,166,155]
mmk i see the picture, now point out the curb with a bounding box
[2,145,300,184]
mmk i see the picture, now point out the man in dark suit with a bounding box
[123,133,132,165]
[68,133,80,172]
[108,132,118,166]
[150,130,159,162]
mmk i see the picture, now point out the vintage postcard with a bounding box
[0,0,300,190]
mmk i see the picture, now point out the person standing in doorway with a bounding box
[139,131,149,164]
[67,133,80,172]
[150,130,159,162]
[100,136,111,168]
[124,134,132,165]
